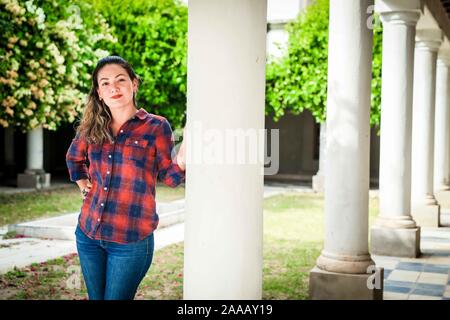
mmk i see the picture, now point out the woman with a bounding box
[66,55,186,300]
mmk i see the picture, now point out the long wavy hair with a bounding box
[76,55,141,144]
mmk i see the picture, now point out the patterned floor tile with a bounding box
[414,282,446,291]
[387,270,420,282]
[408,294,442,300]
[422,264,450,274]
[425,256,450,265]
[383,292,409,300]
[411,286,445,297]
[384,280,415,288]
[377,226,450,300]
[416,272,449,285]
[396,262,424,272]
[384,285,411,294]
[383,269,393,279]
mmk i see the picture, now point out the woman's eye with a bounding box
[119,79,125,82]
[101,82,109,86]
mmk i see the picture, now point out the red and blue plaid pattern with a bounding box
[66,108,185,244]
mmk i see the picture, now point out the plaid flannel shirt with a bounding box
[66,108,185,244]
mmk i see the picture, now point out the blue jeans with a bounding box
[75,224,154,300]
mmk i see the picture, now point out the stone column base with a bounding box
[309,266,383,300]
[412,203,440,227]
[17,172,51,189]
[435,190,450,208]
[312,174,324,193]
[441,208,450,227]
[370,226,420,257]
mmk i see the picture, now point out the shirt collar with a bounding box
[135,108,148,120]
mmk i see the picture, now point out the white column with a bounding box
[433,45,450,211]
[370,5,421,257]
[411,29,442,227]
[184,0,267,299]
[26,126,44,172]
[309,0,381,300]
[318,0,373,274]
[434,54,450,192]
[17,126,50,188]
[312,123,326,192]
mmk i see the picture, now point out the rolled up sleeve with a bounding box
[155,118,185,188]
[66,134,90,182]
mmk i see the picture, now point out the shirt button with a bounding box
[134,140,138,144]
[120,130,123,133]
[104,187,107,191]
[97,218,101,222]
[106,171,110,175]
[100,203,104,206]
[108,154,112,158]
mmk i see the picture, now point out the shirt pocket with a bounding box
[123,137,150,164]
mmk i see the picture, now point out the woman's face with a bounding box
[96,64,138,110]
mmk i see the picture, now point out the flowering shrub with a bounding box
[0,0,116,131]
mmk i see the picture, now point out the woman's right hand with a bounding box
[76,179,92,199]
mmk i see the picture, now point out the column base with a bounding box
[17,172,51,189]
[412,203,440,227]
[312,174,324,193]
[370,226,421,257]
[309,266,383,300]
[440,207,450,227]
[435,189,450,208]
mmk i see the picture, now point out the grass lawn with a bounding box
[0,183,185,227]
[0,191,379,300]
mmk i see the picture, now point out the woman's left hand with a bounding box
[177,127,186,171]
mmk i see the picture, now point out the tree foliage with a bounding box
[91,0,188,129]
[266,0,383,129]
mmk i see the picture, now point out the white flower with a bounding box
[25,0,36,14]
[47,43,65,65]
[14,88,32,99]
[30,118,39,128]
[94,49,110,59]
[35,7,45,29]
[10,59,19,71]
[57,65,66,74]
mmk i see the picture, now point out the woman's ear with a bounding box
[133,78,139,93]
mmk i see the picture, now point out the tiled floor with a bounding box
[372,227,450,300]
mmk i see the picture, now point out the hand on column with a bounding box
[176,127,186,171]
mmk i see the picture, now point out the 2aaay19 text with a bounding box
[177,304,273,318]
